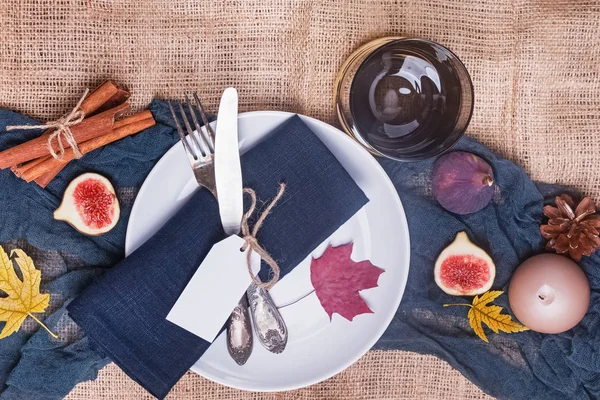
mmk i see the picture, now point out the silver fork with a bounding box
[168,94,217,197]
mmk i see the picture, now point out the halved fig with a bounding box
[54,173,120,236]
[434,231,495,296]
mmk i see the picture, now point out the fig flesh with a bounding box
[54,173,120,236]
[435,232,495,296]
[432,151,495,215]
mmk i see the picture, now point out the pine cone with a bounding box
[540,194,600,261]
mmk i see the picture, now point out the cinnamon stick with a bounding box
[24,114,154,182]
[11,80,130,169]
[10,81,130,177]
[30,113,156,186]
[11,156,51,178]
[0,103,130,169]
[34,164,65,189]
[21,111,153,182]
[9,81,130,176]
[79,81,126,116]
[89,82,130,116]
[112,110,153,129]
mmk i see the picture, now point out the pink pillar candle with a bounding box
[508,254,590,334]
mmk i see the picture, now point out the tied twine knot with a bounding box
[6,89,89,160]
[241,183,286,290]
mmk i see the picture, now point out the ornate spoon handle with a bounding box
[226,295,253,365]
[246,283,287,354]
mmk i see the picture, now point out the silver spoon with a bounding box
[246,283,287,354]
[226,295,253,365]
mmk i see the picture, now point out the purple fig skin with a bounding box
[432,151,495,215]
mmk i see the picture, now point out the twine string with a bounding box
[6,89,89,160]
[241,183,286,290]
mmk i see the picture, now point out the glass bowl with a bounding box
[334,37,474,161]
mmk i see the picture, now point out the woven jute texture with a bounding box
[67,352,491,400]
[2,0,599,398]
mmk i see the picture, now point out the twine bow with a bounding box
[241,183,286,290]
[6,89,89,160]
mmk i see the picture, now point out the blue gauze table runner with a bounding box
[0,100,598,400]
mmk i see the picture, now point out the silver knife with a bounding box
[215,88,287,364]
[214,88,253,365]
[214,87,243,235]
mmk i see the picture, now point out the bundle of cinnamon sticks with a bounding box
[1,81,156,188]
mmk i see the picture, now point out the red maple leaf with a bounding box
[310,243,384,321]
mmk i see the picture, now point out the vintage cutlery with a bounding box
[213,88,254,366]
[246,283,288,353]
[213,88,288,359]
[226,295,253,365]
[168,94,216,196]
[169,91,254,365]
[214,88,243,236]
[169,89,287,365]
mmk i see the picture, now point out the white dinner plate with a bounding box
[125,111,410,392]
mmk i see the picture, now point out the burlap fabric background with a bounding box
[1,0,599,398]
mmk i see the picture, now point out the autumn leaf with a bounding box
[444,290,528,342]
[310,243,384,321]
[0,246,57,339]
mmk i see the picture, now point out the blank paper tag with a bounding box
[167,235,261,342]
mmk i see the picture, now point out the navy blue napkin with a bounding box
[67,115,369,399]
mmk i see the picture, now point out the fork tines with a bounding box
[168,94,215,161]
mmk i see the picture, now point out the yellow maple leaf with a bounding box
[444,290,528,342]
[0,246,57,339]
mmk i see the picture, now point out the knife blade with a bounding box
[214,87,243,235]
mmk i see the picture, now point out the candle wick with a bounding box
[536,285,555,306]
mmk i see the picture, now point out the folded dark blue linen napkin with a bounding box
[66,114,369,398]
